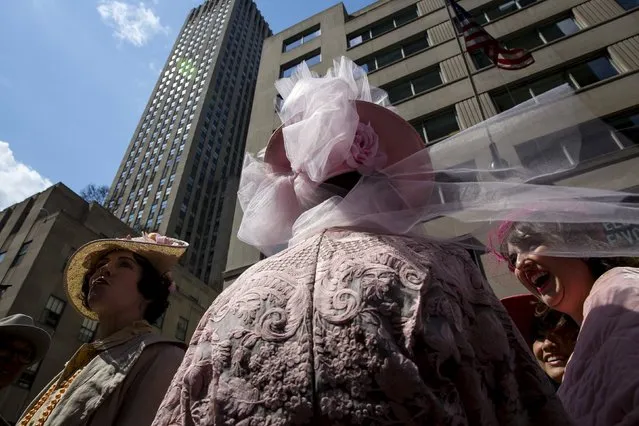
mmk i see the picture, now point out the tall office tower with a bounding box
[224,0,639,291]
[107,0,271,290]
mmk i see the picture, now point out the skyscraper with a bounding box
[107,0,271,290]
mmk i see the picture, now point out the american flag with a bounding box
[449,0,534,70]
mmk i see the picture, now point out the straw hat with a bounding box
[0,314,51,364]
[64,233,188,320]
[264,100,427,178]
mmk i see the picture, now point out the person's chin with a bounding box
[541,284,564,309]
[87,298,107,315]
[545,366,566,384]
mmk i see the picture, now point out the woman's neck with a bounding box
[97,310,145,339]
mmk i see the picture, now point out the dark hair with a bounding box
[531,302,579,343]
[81,251,171,324]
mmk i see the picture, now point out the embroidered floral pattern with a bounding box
[153,231,571,425]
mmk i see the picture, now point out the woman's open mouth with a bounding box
[90,276,109,290]
[527,270,552,295]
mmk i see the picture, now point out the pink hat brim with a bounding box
[264,101,427,178]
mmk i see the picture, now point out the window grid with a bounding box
[78,318,99,343]
[176,316,189,341]
[471,0,539,26]
[359,34,430,73]
[413,108,461,145]
[492,55,620,112]
[280,51,322,77]
[40,295,66,328]
[348,5,419,47]
[283,26,321,52]
[11,240,32,267]
[386,65,444,104]
[472,15,581,70]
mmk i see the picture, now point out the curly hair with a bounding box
[81,252,171,324]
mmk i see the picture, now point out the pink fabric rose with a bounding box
[346,122,386,174]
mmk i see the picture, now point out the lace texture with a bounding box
[152,230,571,425]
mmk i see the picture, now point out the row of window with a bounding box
[358,33,430,73]
[471,0,538,26]
[413,103,638,176]
[472,15,581,70]
[342,0,637,60]
[280,3,424,74]
[348,5,420,48]
[491,55,620,112]
[411,53,629,147]
[386,65,443,104]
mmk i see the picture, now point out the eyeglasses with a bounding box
[0,341,35,365]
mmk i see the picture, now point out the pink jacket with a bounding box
[559,267,639,425]
[153,230,570,425]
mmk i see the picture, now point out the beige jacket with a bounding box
[20,322,185,426]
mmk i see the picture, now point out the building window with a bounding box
[606,108,639,146]
[16,361,40,389]
[175,316,189,341]
[386,65,444,104]
[616,0,639,10]
[471,51,494,70]
[78,318,99,343]
[413,108,460,145]
[280,51,321,77]
[40,295,66,328]
[11,241,32,267]
[471,0,539,25]
[283,25,321,52]
[348,5,419,47]
[153,312,166,329]
[513,107,639,171]
[492,55,620,112]
[0,251,6,264]
[358,34,429,73]
[472,15,580,70]
[514,128,577,173]
[506,15,580,51]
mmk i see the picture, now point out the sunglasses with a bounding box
[0,341,35,365]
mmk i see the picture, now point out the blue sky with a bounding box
[0,0,372,209]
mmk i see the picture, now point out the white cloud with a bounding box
[97,1,167,47]
[0,141,52,210]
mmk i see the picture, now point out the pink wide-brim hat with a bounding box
[501,293,538,347]
[264,101,427,178]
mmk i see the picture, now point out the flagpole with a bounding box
[444,0,487,122]
[444,0,512,174]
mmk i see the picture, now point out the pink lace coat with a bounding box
[153,230,571,425]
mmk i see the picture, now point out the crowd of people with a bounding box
[1,57,637,425]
